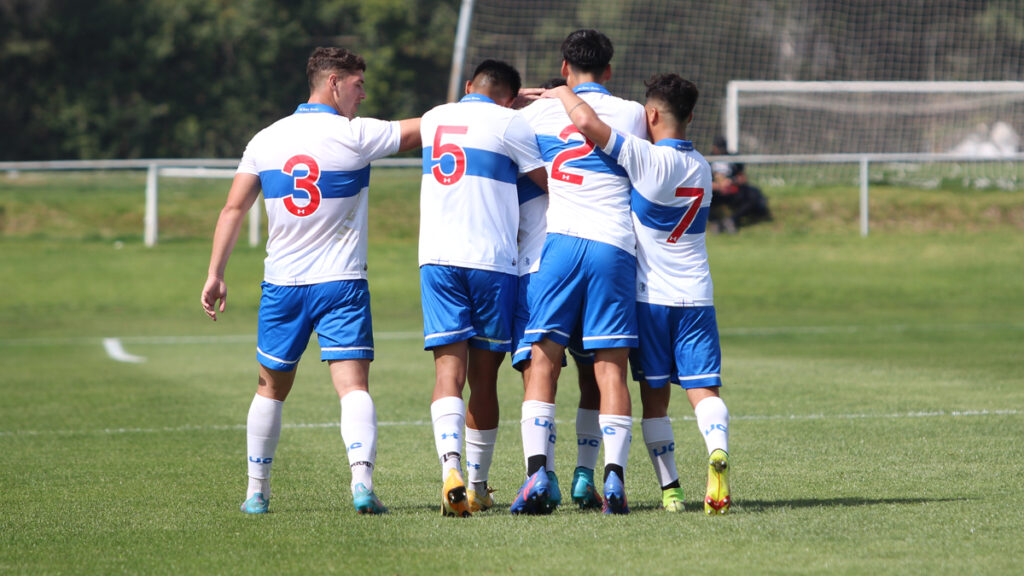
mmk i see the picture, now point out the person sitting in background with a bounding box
[709,135,771,233]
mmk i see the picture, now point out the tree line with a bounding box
[0,0,457,160]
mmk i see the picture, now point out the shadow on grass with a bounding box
[734,496,968,513]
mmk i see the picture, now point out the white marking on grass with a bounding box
[0,409,1017,438]
[102,338,147,364]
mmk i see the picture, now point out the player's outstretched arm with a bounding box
[202,172,261,321]
[397,118,422,152]
[541,85,613,149]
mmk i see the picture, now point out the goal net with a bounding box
[457,0,1024,188]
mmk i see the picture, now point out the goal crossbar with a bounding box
[724,81,1024,153]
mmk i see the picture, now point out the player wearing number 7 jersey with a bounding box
[543,73,732,515]
[201,47,421,516]
[513,29,647,515]
[418,60,547,517]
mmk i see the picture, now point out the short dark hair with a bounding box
[644,74,699,124]
[540,77,566,90]
[561,29,614,76]
[306,47,366,92]
[471,59,522,98]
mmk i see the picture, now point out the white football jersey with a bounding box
[419,94,544,274]
[237,103,401,285]
[515,175,547,276]
[602,131,715,306]
[519,83,647,255]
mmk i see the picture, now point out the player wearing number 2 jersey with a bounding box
[544,73,732,515]
[418,60,547,517]
[511,29,646,515]
[201,47,420,516]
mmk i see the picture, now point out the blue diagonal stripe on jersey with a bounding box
[516,175,545,205]
[260,166,371,199]
[422,147,519,184]
[631,189,709,235]
[535,135,628,177]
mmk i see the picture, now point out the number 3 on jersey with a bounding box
[551,125,595,185]
[431,125,468,185]
[667,187,705,243]
[282,154,321,217]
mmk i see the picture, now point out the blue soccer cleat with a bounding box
[352,483,387,515]
[601,471,629,515]
[571,466,603,510]
[240,493,269,514]
[510,466,550,515]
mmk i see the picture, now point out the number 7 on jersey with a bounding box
[666,187,705,243]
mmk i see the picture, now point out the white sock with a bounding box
[642,417,678,488]
[521,400,556,472]
[575,408,601,470]
[340,389,377,492]
[599,414,632,473]
[695,396,730,455]
[246,394,283,499]
[465,427,497,491]
[431,396,465,480]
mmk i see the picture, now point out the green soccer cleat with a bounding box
[661,486,685,512]
[704,449,731,515]
[571,466,603,510]
[352,483,387,515]
[240,493,269,514]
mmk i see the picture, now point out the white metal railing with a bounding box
[0,158,420,246]
[1,154,1019,239]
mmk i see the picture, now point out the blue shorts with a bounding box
[630,303,722,389]
[522,234,638,351]
[511,273,591,370]
[257,280,374,372]
[420,265,517,352]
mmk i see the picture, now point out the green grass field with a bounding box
[1,170,1023,575]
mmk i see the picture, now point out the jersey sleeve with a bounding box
[601,129,656,185]
[503,113,545,173]
[236,133,262,175]
[351,117,403,163]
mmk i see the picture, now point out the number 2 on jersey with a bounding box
[431,125,468,185]
[282,154,321,217]
[666,187,705,243]
[551,125,595,185]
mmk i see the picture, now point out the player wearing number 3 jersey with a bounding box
[201,47,421,516]
[418,60,547,516]
[544,73,732,515]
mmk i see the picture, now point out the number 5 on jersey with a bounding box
[667,187,705,243]
[431,125,468,185]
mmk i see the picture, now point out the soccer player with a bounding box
[201,47,420,515]
[543,73,732,514]
[512,29,648,515]
[419,60,546,517]
[511,77,604,512]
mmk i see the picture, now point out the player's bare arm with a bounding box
[541,85,613,149]
[524,166,548,192]
[397,117,422,152]
[201,172,261,321]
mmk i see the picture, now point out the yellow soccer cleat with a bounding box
[467,485,496,513]
[441,468,471,518]
[661,486,685,512]
[704,449,731,515]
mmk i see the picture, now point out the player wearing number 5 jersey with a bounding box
[511,29,647,515]
[418,60,547,517]
[544,73,732,515]
[201,47,420,516]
